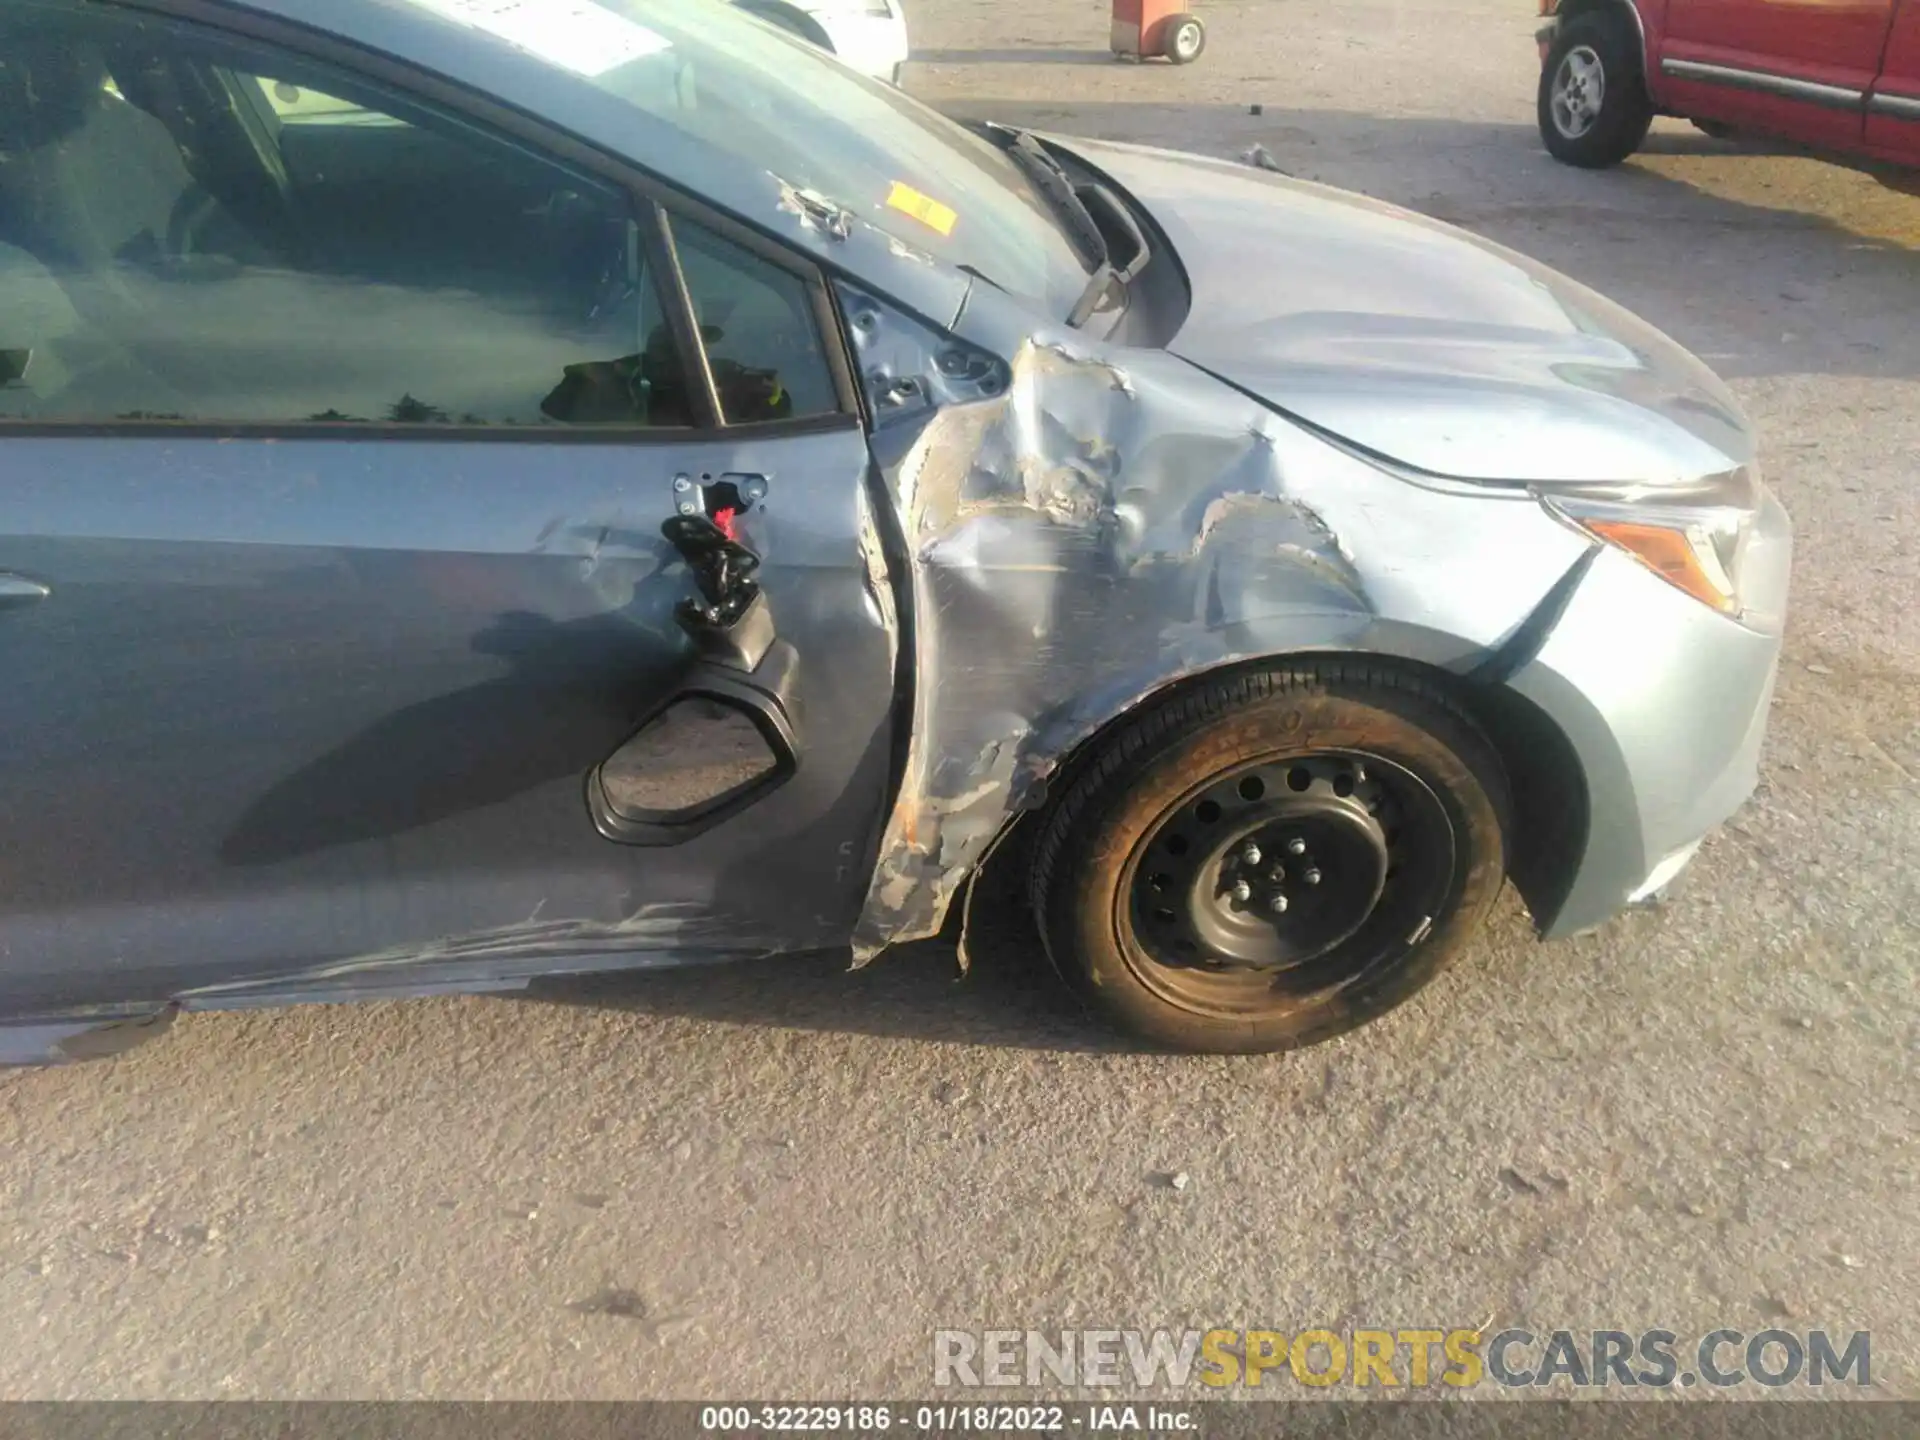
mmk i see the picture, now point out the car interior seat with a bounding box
[0,34,229,273]
[0,32,215,415]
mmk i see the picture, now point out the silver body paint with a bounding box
[1084,139,1754,488]
[842,138,1787,953]
[0,0,1790,1060]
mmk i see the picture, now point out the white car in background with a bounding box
[730,0,908,84]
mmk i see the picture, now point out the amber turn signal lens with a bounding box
[1584,519,1737,614]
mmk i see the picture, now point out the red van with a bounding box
[1536,0,1920,169]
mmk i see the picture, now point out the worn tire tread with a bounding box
[1029,660,1510,1053]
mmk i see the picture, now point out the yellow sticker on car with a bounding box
[885,182,958,237]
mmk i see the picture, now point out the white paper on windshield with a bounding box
[411,0,671,77]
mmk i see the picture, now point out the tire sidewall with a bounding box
[1537,13,1653,167]
[1166,18,1204,62]
[1042,681,1506,1054]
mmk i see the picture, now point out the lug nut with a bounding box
[1269,894,1289,914]
[1230,880,1252,903]
[1287,838,1307,856]
[1240,843,1262,866]
[1303,868,1322,886]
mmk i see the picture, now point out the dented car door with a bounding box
[0,4,897,1017]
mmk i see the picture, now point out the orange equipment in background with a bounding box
[1110,0,1205,63]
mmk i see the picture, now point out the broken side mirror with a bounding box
[588,483,799,846]
[587,643,800,846]
[661,483,775,672]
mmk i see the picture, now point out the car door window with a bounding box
[0,1,839,432]
[257,78,403,128]
[667,214,839,425]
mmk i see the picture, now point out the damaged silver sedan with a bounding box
[0,0,1789,1062]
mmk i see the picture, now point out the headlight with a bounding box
[1540,465,1764,619]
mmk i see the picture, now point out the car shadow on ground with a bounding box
[918,98,1920,383]
[522,829,1128,1052]
[1640,122,1920,189]
[913,46,1115,66]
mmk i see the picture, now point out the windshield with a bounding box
[404,0,1093,314]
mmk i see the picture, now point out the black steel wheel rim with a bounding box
[1121,750,1459,1017]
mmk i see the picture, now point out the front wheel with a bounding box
[1538,14,1654,168]
[1030,663,1508,1054]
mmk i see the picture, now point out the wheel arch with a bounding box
[1553,0,1651,76]
[990,650,1592,941]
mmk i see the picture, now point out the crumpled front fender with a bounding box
[844,282,1594,961]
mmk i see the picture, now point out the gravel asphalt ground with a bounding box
[2,0,1915,1402]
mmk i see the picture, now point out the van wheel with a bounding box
[1538,13,1653,168]
[1030,663,1508,1054]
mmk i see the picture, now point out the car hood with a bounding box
[1056,137,1753,489]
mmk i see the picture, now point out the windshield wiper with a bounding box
[988,124,1107,265]
[982,124,1151,329]
[1072,183,1153,326]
